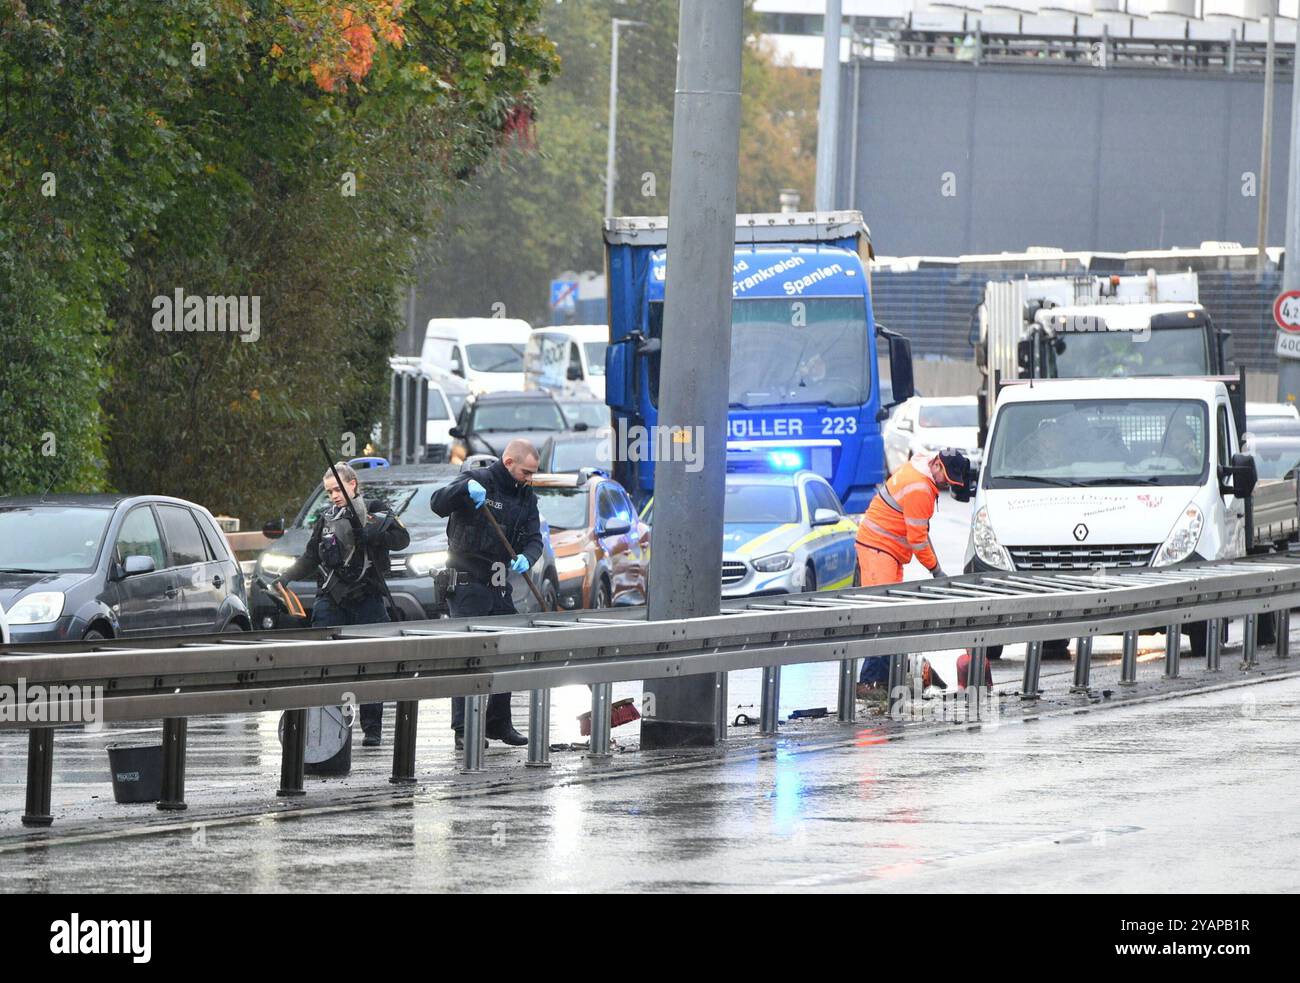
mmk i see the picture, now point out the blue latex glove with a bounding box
[466,479,486,509]
[510,554,530,574]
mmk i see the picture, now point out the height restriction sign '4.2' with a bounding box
[1274,290,1300,359]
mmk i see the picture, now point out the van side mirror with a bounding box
[448,427,465,440]
[566,365,582,381]
[262,518,285,540]
[1220,452,1257,499]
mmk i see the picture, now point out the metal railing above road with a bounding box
[3,553,1298,826]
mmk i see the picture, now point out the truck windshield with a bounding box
[728,298,868,408]
[466,343,524,373]
[985,398,1209,488]
[647,298,869,409]
[1053,325,1210,378]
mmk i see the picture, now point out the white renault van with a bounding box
[964,377,1258,655]
[523,324,609,400]
[421,318,532,394]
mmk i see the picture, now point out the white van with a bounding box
[421,318,532,394]
[523,324,609,400]
[964,378,1258,654]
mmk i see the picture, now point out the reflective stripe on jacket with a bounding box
[855,460,939,569]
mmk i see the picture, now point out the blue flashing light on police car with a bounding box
[766,450,803,471]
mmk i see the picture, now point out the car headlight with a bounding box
[8,592,65,625]
[752,552,794,573]
[972,507,1013,570]
[1153,503,1203,567]
[556,553,589,578]
[404,550,448,578]
[258,552,296,577]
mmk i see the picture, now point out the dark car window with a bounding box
[297,481,437,529]
[158,505,208,567]
[116,507,166,570]
[596,486,620,523]
[806,481,841,517]
[0,506,111,573]
[471,400,566,433]
[548,433,611,473]
[194,511,230,561]
[724,483,799,524]
[534,486,589,530]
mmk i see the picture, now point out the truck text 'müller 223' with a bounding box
[602,212,915,512]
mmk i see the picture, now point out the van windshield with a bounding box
[985,398,1209,488]
[1053,326,1210,378]
[466,343,524,373]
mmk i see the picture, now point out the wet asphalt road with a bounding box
[2,671,1297,893]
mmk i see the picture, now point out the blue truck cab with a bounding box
[602,211,915,514]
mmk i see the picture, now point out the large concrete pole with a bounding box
[641,0,743,750]
[1279,33,1300,404]
[815,0,843,211]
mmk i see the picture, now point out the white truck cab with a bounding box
[965,378,1258,578]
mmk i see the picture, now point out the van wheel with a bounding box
[82,628,107,641]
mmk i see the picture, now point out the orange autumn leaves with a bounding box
[280,2,407,93]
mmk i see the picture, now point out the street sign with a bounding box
[1276,332,1300,359]
[1273,290,1300,332]
[550,279,578,314]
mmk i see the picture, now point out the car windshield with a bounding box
[986,398,1209,488]
[534,487,588,530]
[1053,325,1210,378]
[296,482,438,528]
[1245,437,1300,479]
[919,403,977,429]
[471,400,567,432]
[727,297,869,408]
[724,483,799,523]
[584,342,607,376]
[0,506,111,572]
[560,401,610,430]
[465,343,524,373]
[548,434,611,474]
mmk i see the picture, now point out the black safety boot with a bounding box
[362,730,382,747]
[485,724,528,746]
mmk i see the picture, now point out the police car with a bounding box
[646,469,858,598]
[719,471,858,597]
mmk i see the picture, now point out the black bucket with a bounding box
[106,743,163,804]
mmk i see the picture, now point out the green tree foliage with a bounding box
[418,0,819,327]
[1,0,557,520]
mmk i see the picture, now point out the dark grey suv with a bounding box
[0,495,250,644]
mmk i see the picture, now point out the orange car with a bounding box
[531,469,650,610]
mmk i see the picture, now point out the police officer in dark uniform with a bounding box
[430,439,542,748]
[276,462,410,746]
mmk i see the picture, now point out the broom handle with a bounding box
[481,504,550,612]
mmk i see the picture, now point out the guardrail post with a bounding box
[967,646,988,720]
[1205,618,1222,671]
[837,658,856,722]
[389,700,418,785]
[277,708,307,797]
[714,672,729,743]
[760,666,781,735]
[22,729,54,827]
[1275,610,1290,659]
[1164,624,1181,679]
[1242,614,1258,668]
[158,717,188,811]
[586,682,613,759]
[1021,640,1043,700]
[1071,636,1093,692]
[887,653,908,718]
[462,695,487,772]
[1119,630,1139,686]
[527,689,551,768]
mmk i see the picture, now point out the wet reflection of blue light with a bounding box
[770,748,805,834]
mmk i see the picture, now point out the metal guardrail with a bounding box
[3,554,1299,826]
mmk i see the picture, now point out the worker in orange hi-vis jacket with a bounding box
[855,448,972,695]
